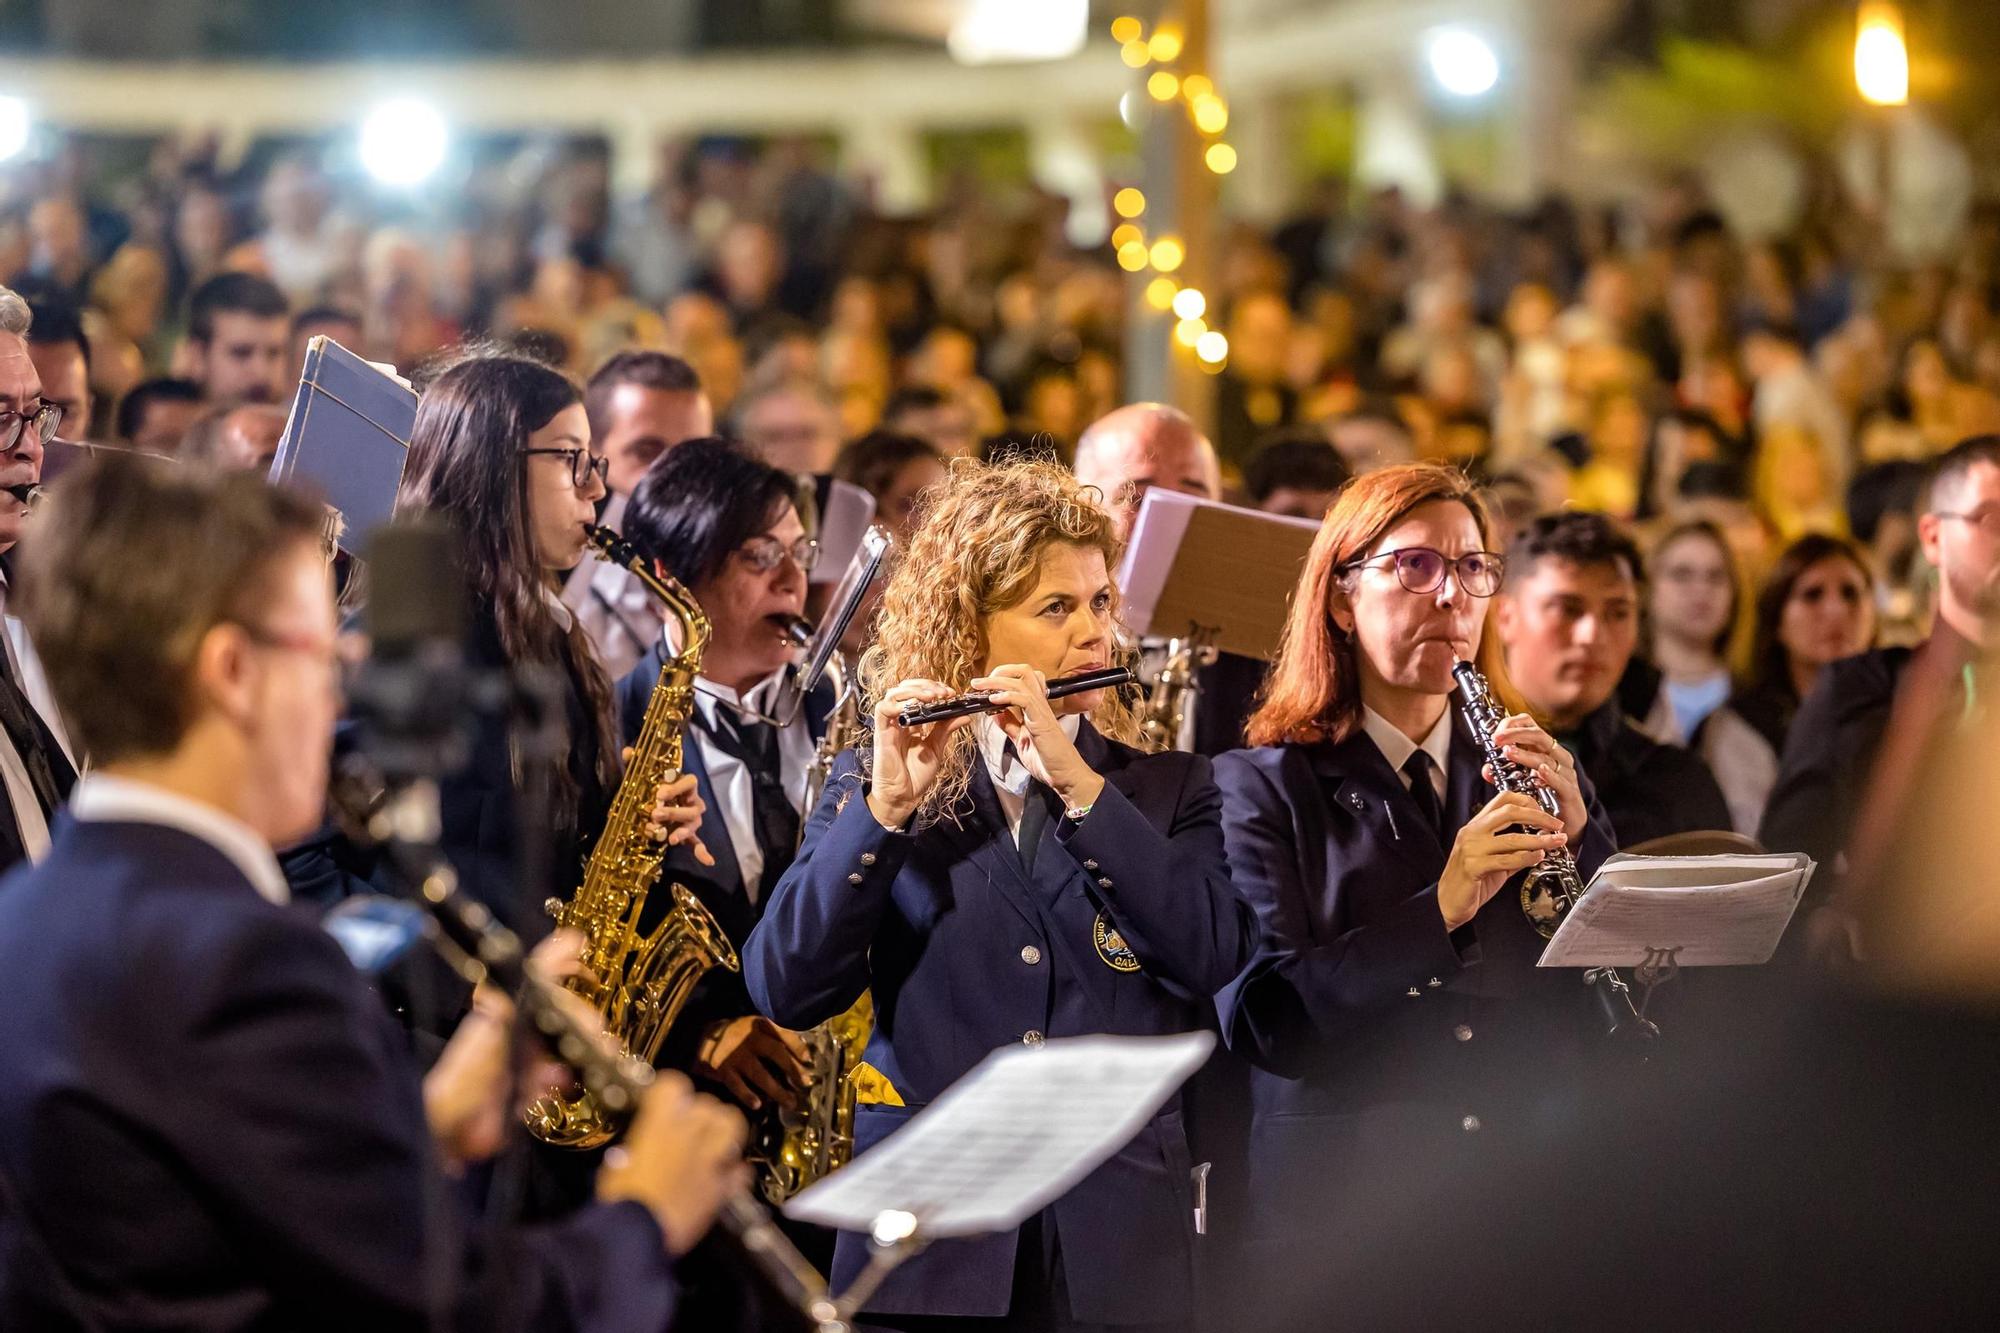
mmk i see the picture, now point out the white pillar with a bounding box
[1353,75,1440,208]
[1026,116,1110,248]
[1228,92,1294,225]
[840,120,931,218]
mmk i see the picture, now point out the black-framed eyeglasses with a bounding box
[736,535,819,575]
[1341,546,1506,598]
[521,447,609,491]
[0,404,61,453]
[1936,507,2000,538]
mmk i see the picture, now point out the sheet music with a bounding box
[1115,489,1317,656]
[1118,489,1200,633]
[1538,853,1815,968]
[783,1032,1214,1238]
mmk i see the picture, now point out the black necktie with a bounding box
[1016,779,1052,878]
[1402,750,1444,841]
[706,709,799,897]
[0,645,72,822]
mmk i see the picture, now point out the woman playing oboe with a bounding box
[1214,462,1616,1325]
[744,459,1251,1332]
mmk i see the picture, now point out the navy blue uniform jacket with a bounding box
[742,724,1252,1324]
[1214,715,1615,1256]
[0,816,676,1332]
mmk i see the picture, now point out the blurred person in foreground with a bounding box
[1762,436,2000,951]
[1496,512,1730,847]
[0,454,748,1330]
[1249,645,2000,1332]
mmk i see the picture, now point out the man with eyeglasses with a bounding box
[1763,435,2000,958]
[0,284,78,874]
[613,437,822,1123]
[1495,512,1731,849]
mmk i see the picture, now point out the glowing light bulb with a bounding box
[1148,26,1184,63]
[1149,237,1185,273]
[1196,330,1229,364]
[1855,3,1910,107]
[1205,143,1237,175]
[1118,242,1150,273]
[1172,287,1206,320]
[1110,16,1143,45]
[1146,277,1179,310]
[1148,70,1181,101]
[1174,317,1205,348]
[1113,186,1147,218]
[1191,95,1229,135]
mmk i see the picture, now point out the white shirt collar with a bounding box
[976,711,1083,797]
[1360,703,1453,786]
[69,774,290,906]
[542,583,574,633]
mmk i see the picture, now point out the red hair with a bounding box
[1246,461,1524,747]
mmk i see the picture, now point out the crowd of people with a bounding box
[0,126,1995,1331]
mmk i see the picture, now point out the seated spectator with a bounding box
[1734,534,1877,761]
[182,272,291,405]
[287,304,363,385]
[115,377,205,455]
[880,384,978,459]
[1497,512,1732,846]
[23,294,92,442]
[1241,427,1350,520]
[734,377,841,477]
[831,430,945,544]
[180,402,287,472]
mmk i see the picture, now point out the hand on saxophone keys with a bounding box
[623,745,716,866]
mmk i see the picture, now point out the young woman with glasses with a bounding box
[1212,461,1617,1325]
[340,353,709,928]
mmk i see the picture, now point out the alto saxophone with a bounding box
[1451,660,1657,1040]
[525,526,742,1148]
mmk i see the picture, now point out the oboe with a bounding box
[1451,660,1657,1040]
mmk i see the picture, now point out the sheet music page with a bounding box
[1538,859,1812,968]
[1117,489,1199,636]
[782,1032,1215,1238]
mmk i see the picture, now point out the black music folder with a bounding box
[267,337,416,554]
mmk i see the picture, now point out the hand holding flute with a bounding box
[869,665,1134,829]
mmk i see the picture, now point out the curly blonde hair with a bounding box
[859,458,1140,828]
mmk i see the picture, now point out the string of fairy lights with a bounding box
[1109,12,1236,373]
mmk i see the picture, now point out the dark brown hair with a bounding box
[17,454,326,763]
[1748,533,1875,698]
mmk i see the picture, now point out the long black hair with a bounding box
[395,352,619,826]
[623,436,804,589]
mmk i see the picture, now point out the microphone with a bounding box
[892,666,1136,728]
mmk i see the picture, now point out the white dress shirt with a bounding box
[1360,704,1453,806]
[975,711,1084,849]
[70,773,290,906]
[691,671,817,903]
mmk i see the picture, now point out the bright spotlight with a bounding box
[0,98,28,164]
[1855,3,1909,107]
[360,98,449,186]
[949,0,1089,65]
[1426,28,1500,99]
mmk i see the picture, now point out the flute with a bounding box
[892,666,1136,728]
